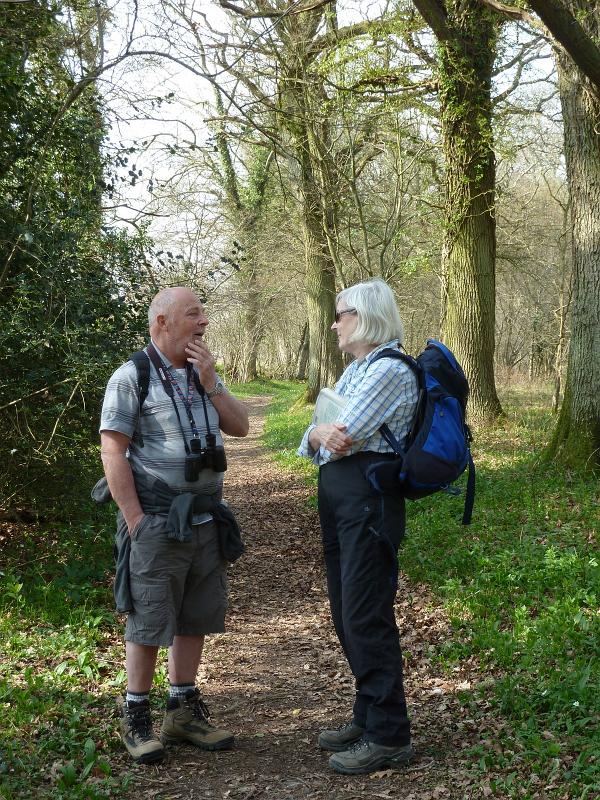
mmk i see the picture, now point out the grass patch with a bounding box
[261,381,317,483]
[261,381,600,799]
[226,376,286,398]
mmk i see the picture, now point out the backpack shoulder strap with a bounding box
[368,348,423,457]
[129,350,150,410]
[369,347,418,373]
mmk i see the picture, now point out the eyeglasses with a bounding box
[334,308,357,323]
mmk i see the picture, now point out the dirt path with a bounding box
[130,398,492,800]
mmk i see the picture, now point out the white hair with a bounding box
[337,278,404,346]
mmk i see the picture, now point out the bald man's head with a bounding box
[146,286,209,367]
[148,287,199,331]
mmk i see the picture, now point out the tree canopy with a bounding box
[1,0,599,517]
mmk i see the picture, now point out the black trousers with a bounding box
[318,452,411,746]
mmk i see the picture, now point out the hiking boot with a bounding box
[329,737,413,775]
[161,688,234,750]
[318,720,365,752]
[119,699,165,764]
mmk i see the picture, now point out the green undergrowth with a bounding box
[261,381,600,799]
[260,381,318,484]
[0,507,172,799]
[1,508,126,798]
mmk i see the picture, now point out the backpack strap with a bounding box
[462,453,475,525]
[128,350,151,447]
[129,350,150,409]
[369,348,424,457]
[369,347,418,372]
[379,424,403,456]
[462,430,475,526]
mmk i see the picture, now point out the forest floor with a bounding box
[121,397,502,800]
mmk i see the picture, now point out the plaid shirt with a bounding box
[298,339,418,466]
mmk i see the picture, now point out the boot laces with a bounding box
[347,738,369,754]
[337,721,357,733]
[187,691,215,727]
[126,705,154,740]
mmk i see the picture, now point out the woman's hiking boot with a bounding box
[318,720,365,751]
[160,688,234,750]
[328,737,413,774]
[119,699,165,764]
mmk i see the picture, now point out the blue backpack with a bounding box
[365,340,475,525]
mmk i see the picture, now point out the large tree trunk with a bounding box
[279,22,343,400]
[302,175,342,400]
[552,199,572,413]
[436,1,503,425]
[547,40,600,468]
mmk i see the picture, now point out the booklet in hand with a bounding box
[313,387,348,425]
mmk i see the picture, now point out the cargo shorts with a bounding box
[122,512,228,647]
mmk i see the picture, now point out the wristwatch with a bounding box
[205,376,226,399]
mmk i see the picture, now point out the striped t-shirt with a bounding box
[100,343,224,496]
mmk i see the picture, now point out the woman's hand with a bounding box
[310,423,353,456]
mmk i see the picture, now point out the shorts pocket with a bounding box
[129,581,169,629]
[131,514,154,541]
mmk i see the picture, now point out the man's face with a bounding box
[165,290,209,354]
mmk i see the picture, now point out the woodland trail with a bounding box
[128,397,497,800]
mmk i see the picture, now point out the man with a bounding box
[100,287,249,764]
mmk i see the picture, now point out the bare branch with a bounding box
[493,34,546,76]
[309,17,394,56]
[218,0,332,18]
[479,0,539,27]
[0,379,74,412]
[493,50,554,106]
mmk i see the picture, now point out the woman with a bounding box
[298,278,418,776]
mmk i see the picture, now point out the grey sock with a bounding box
[169,683,196,699]
[126,690,149,705]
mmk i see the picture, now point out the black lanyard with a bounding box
[146,343,213,454]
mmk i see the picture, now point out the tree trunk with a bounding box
[302,180,342,400]
[279,33,343,400]
[547,42,600,468]
[552,199,572,413]
[436,1,503,425]
[241,261,261,382]
[296,321,309,381]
